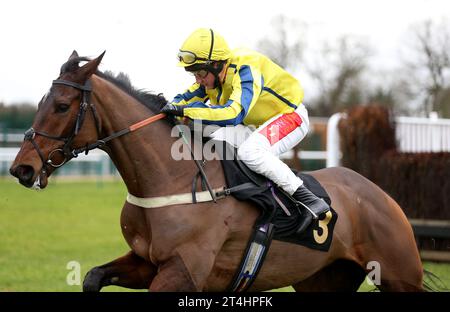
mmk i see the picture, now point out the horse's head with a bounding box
[10,50,105,189]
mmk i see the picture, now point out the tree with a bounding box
[256,15,396,117]
[399,19,450,117]
[0,102,36,129]
[256,15,306,70]
[306,35,372,116]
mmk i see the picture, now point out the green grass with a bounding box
[1,177,449,292]
[357,261,450,291]
[0,177,135,292]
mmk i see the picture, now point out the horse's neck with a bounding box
[91,76,196,197]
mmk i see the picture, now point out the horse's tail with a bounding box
[422,269,448,292]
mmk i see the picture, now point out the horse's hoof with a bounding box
[83,267,104,292]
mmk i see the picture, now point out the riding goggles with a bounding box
[178,50,211,65]
[189,69,209,79]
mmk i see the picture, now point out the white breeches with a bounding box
[210,105,309,195]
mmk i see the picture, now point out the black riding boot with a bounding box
[293,185,330,234]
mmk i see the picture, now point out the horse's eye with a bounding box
[55,103,70,113]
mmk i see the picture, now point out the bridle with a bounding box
[22,77,214,199]
[23,78,164,177]
[24,79,101,180]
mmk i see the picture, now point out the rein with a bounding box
[24,79,166,176]
[24,77,216,201]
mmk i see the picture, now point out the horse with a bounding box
[9,51,424,292]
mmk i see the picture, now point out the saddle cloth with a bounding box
[215,140,338,252]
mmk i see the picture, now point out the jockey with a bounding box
[161,28,330,233]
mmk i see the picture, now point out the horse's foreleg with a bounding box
[148,253,199,292]
[83,251,157,292]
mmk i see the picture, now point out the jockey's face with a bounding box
[195,70,215,89]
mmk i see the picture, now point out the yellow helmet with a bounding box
[177,28,231,67]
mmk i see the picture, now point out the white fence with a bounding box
[2,113,450,176]
[327,112,450,167]
[396,114,450,153]
[0,147,113,176]
[0,132,24,143]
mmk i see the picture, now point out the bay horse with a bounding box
[10,51,424,292]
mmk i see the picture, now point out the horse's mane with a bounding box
[96,71,168,114]
[60,56,176,125]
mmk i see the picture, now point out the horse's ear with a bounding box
[78,51,106,81]
[69,50,79,60]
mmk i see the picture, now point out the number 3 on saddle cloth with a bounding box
[212,140,338,292]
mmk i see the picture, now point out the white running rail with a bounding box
[326,112,450,167]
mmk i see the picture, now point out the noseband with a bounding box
[24,79,101,175]
[22,78,214,198]
[23,78,166,180]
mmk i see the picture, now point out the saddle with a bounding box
[197,140,338,291]
[188,139,338,291]
[212,140,337,251]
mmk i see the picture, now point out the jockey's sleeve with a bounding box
[170,83,209,106]
[182,65,262,126]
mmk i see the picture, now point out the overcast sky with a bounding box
[1,0,449,105]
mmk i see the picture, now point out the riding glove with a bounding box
[160,104,185,117]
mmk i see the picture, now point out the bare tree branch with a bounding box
[307,35,372,115]
[401,19,450,117]
[256,15,306,70]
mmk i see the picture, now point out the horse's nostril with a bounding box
[11,165,35,185]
